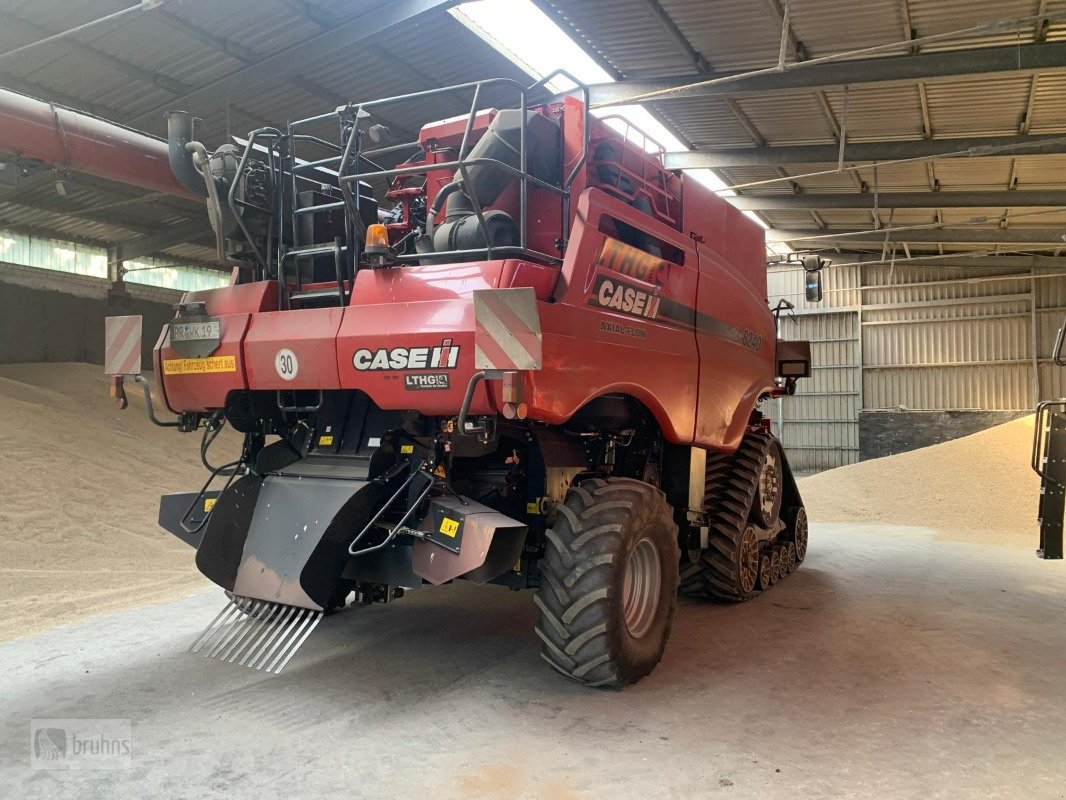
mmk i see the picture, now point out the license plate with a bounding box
[171,320,221,342]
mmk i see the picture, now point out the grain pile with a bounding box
[798,416,1039,544]
[0,363,237,642]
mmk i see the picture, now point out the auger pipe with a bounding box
[0,86,202,201]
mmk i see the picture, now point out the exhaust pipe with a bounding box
[164,111,209,198]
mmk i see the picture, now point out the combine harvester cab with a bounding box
[106,74,813,685]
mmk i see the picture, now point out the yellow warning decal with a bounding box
[525,501,540,515]
[204,498,217,513]
[319,435,334,446]
[163,356,236,375]
[400,444,415,454]
[439,517,460,537]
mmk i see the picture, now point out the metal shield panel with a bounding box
[233,475,368,610]
[411,496,527,585]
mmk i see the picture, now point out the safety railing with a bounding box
[227,127,283,282]
[323,71,588,266]
[589,114,678,228]
[227,73,590,307]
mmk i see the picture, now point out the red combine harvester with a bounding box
[105,74,812,686]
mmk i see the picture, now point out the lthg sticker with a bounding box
[275,348,299,381]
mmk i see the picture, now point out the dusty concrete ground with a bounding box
[1,524,1064,800]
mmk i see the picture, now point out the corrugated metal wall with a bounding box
[768,260,1066,474]
[768,263,861,473]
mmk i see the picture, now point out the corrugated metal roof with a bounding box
[651,96,757,147]
[820,84,927,141]
[546,0,1066,256]
[907,0,1052,49]
[0,1,531,265]
[662,0,796,72]
[788,0,908,57]
[732,92,837,146]
[1,0,1065,265]
[925,75,1032,136]
[538,0,703,77]
[1029,73,1066,131]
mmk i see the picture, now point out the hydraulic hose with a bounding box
[186,141,227,263]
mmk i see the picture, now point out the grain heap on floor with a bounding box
[0,362,238,642]
[798,416,1038,544]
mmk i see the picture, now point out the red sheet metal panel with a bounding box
[243,307,345,390]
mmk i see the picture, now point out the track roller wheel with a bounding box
[535,477,680,689]
[768,548,781,585]
[751,438,784,527]
[784,506,809,564]
[786,542,798,575]
[757,553,772,590]
[774,545,789,580]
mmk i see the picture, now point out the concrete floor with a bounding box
[1,524,1064,800]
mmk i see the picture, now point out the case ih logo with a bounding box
[589,275,661,320]
[353,339,460,371]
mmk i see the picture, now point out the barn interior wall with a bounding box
[0,262,180,368]
[768,261,1066,473]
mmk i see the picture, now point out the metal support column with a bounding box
[107,244,125,287]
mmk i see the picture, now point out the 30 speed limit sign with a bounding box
[274,348,299,381]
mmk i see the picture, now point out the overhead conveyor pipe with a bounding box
[0,85,202,202]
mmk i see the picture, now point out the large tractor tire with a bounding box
[679,432,776,602]
[535,477,680,688]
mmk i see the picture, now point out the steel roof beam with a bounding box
[732,191,1066,210]
[766,228,1066,245]
[820,253,1066,269]
[666,134,1066,168]
[585,41,1066,105]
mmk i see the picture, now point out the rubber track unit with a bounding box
[534,477,678,688]
[679,433,773,601]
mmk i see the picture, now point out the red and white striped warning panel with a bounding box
[104,315,143,376]
[473,288,542,371]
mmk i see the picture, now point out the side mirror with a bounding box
[804,268,823,303]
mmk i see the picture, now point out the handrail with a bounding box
[227,127,283,281]
[268,74,589,301]
[342,156,566,196]
[1033,400,1066,484]
[1054,315,1066,366]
